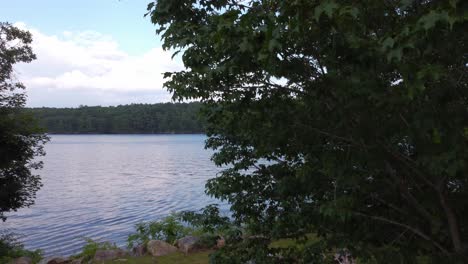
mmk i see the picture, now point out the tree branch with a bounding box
[353,211,450,255]
[437,181,463,253]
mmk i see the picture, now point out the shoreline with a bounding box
[44,133,206,135]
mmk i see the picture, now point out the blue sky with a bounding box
[1,0,159,55]
[1,0,182,107]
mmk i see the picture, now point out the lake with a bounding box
[1,135,224,256]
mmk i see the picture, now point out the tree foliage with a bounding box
[0,22,48,221]
[27,103,204,134]
[148,0,467,262]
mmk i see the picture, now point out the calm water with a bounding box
[2,135,224,256]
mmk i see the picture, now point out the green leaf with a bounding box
[314,0,339,21]
[449,0,459,8]
[239,37,252,52]
[386,47,403,62]
[381,37,395,51]
[400,0,414,10]
[339,6,359,18]
[268,39,281,52]
[418,10,450,31]
[432,128,441,144]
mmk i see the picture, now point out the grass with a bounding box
[269,233,319,249]
[101,250,212,264]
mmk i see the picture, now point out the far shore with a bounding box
[45,133,206,135]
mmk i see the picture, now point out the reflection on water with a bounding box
[2,135,223,256]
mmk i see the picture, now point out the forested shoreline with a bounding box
[26,103,205,134]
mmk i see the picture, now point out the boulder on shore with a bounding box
[131,244,147,256]
[38,257,70,264]
[93,249,127,262]
[146,240,177,257]
[69,258,83,264]
[176,236,200,254]
[216,236,226,249]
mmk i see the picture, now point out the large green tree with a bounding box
[148,0,467,262]
[0,23,48,221]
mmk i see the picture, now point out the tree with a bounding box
[26,103,205,134]
[148,0,467,262]
[0,22,48,221]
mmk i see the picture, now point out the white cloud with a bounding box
[13,22,183,107]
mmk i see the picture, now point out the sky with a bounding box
[1,0,184,107]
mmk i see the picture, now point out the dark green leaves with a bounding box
[148,0,468,261]
[0,22,49,221]
[314,0,339,20]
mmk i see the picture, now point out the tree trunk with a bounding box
[438,186,463,253]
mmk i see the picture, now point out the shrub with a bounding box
[180,205,242,244]
[127,214,191,248]
[72,238,117,262]
[179,205,232,235]
[0,232,43,264]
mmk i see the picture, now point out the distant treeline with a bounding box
[26,103,205,134]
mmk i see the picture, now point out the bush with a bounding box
[127,214,192,248]
[0,232,43,264]
[72,238,117,262]
[179,205,232,235]
[127,209,238,250]
[180,205,242,244]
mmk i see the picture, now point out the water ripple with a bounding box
[2,135,226,256]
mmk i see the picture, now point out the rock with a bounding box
[47,257,70,264]
[93,249,127,262]
[146,240,177,257]
[176,236,200,254]
[69,258,83,264]
[38,257,70,264]
[216,236,226,249]
[334,248,356,264]
[10,257,32,264]
[131,244,147,256]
